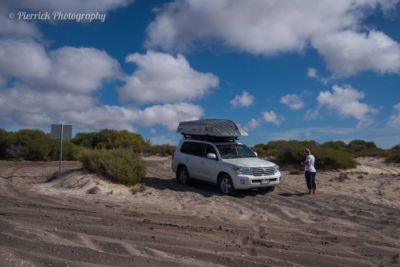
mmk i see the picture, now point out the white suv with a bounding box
[172,138,281,195]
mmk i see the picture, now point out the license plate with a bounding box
[261,179,270,184]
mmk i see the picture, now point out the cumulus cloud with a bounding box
[0,39,51,80]
[280,94,304,110]
[307,67,328,83]
[0,83,203,130]
[313,30,400,78]
[308,85,378,127]
[0,39,119,93]
[388,103,400,128]
[230,90,254,108]
[0,0,208,132]
[0,84,94,122]
[243,118,262,132]
[262,111,283,126]
[134,103,203,131]
[47,47,119,93]
[119,50,218,104]
[146,0,400,77]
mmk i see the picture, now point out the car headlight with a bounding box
[233,166,253,175]
[274,165,280,173]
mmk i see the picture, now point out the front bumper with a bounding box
[232,171,281,190]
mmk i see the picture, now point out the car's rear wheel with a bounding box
[218,174,236,195]
[177,166,190,185]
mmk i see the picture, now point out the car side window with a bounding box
[180,142,206,157]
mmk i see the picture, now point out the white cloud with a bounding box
[0,84,94,123]
[134,102,203,131]
[307,68,318,79]
[313,85,378,127]
[0,81,203,131]
[248,118,261,130]
[62,102,203,132]
[0,39,51,80]
[0,39,119,93]
[280,94,304,110]
[47,47,119,93]
[243,118,261,132]
[306,67,328,83]
[119,50,218,104]
[146,0,400,77]
[262,111,282,126]
[313,30,400,77]
[388,103,400,128]
[230,90,254,107]
[0,15,41,39]
[0,1,208,132]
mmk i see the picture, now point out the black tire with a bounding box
[218,174,236,195]
[177,166,190,185]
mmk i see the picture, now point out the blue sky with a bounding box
[0,0,399,148]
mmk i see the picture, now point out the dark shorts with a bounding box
[305,171,316,190]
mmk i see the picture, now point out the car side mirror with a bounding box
[253,151,258,157]
[206,153,217,160]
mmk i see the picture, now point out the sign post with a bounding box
[51,124,72,177]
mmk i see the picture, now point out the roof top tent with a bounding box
[176,119,248,142]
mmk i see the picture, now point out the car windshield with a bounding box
[216,144,257,159]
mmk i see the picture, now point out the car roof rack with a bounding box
[177,119,247,139]
[183,134,238,142]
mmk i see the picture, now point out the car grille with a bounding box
[252,167,275,176]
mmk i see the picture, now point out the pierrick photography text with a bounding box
[10,11,107,23]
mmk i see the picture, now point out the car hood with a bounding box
[222,157,276,168]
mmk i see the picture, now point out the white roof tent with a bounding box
[176,119,248,141]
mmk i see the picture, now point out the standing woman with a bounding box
[304,148,316,194]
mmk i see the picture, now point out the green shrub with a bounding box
[385,150,400,163]
[313,148,357,170]
[253,140,356,170]
[72,129,149,152]
[8,129,56,160]
[0,129,11,158]
[78,149,146,186]
[145,144,176,156]
[48,141,82,161]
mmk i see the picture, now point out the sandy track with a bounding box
[0,157,399,266]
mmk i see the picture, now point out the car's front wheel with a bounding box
[177,166,190,185]
[218,174,236,195]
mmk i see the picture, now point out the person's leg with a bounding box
[311,172,316,194]
[305,171,312,194]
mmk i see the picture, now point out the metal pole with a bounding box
[59,124,64,177]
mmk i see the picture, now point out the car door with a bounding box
[181,141,206,179]
[197,144,220,183]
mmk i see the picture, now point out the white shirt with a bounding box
[305,155,316,172]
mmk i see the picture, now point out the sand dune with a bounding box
[0,157,399,266]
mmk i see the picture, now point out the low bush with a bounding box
[78,149,146,186]
[385,149,400,163]
[72,129,149,152]
[145,144,176,156]
[253,140,357,170]
[313,148,356,170]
